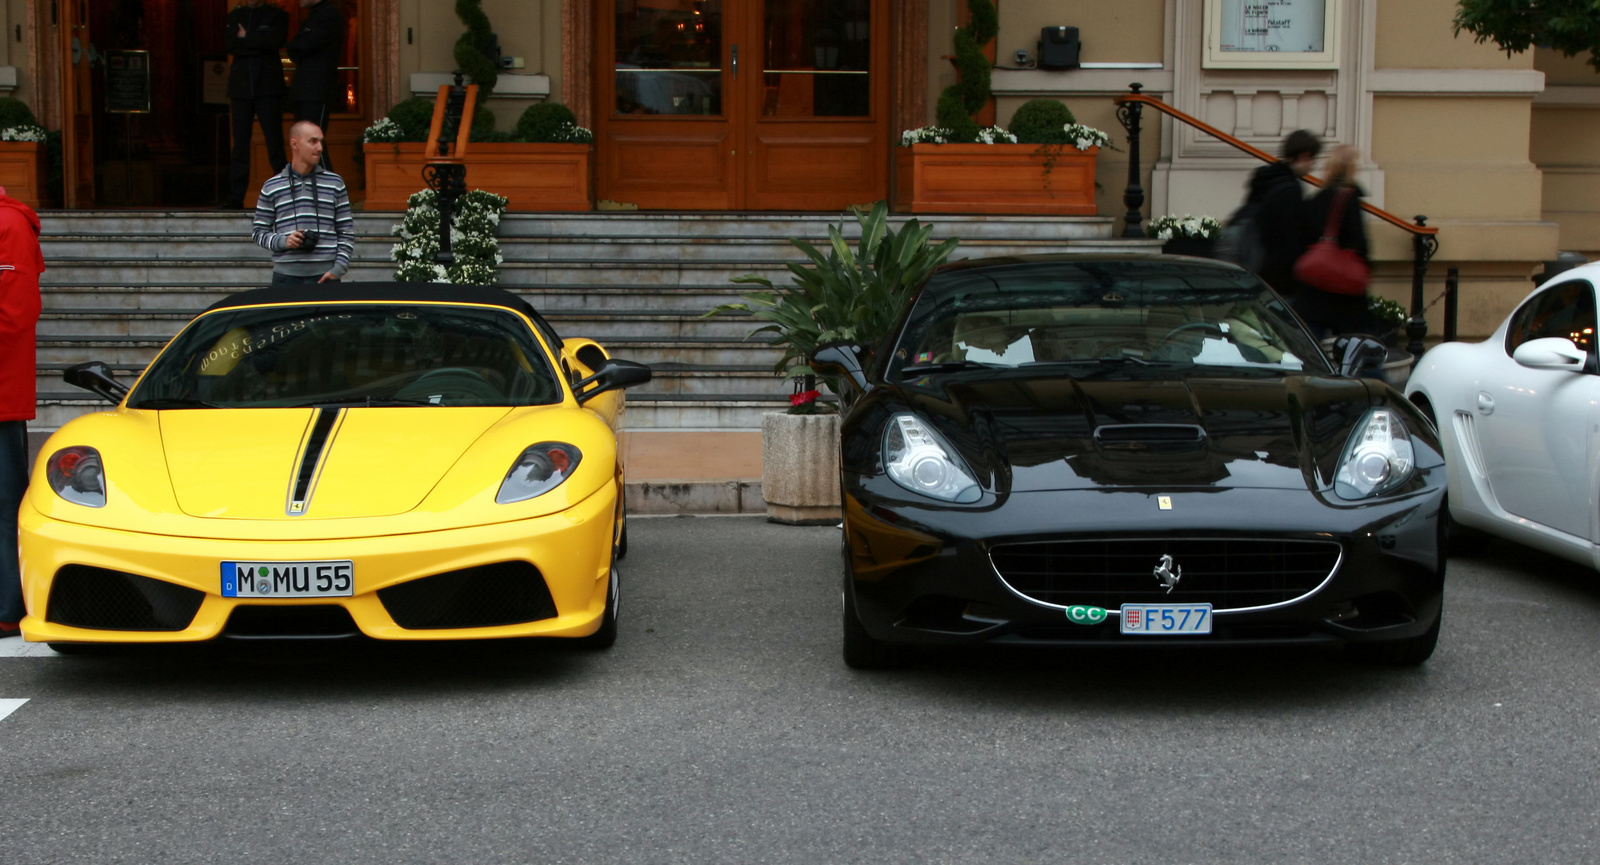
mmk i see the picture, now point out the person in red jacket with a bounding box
[0,188,42,637]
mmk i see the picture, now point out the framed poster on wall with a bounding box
[1204,0,1341,69]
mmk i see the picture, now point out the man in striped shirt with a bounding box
[251,120,355,286]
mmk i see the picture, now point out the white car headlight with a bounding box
[882,413,982,503]
[1334,408,1415,500]
[496,443,582,504]
[46,446,106,508]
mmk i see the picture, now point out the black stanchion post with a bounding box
[1116,83,1145,239]
[1407,216,1438,361]
[1444,265,1459,343]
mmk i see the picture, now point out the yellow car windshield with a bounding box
[128,304,563,408]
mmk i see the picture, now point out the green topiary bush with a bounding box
[0,98,37,130]
[933,0,998,143]
[386,97,436,141]
[454,0,499,93]
[512,102,591,143]
[1007,99,1076,144]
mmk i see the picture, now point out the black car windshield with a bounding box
[891,260,1330,377]
[128,303,563,408]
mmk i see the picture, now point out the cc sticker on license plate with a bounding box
[222,561,354,598]
[1120,603,1213,635]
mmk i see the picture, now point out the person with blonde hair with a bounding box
[1293,144,1373,338]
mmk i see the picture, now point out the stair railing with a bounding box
[1114,83,1447,357]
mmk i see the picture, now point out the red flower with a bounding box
[789,389,822,407]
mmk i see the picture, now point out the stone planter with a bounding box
[363,142,592,211]
[761,411,842,525]
[894,143,1098,215]
[0,142,49,209]
[1161,236,1217,258]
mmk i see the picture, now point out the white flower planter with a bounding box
[761,412,842,525]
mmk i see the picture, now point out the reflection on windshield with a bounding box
[895,265,1329,377]
[129,304,562,409]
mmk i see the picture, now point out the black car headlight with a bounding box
[1334,408,1415,500]
[496,443,582,504]
[46,446,106,508]
[882,413,981,503]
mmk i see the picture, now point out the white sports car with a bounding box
[1406,260,1600,565]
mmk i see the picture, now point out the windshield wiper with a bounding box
[900,360,1006,374]
[130,397,225,409]
[283,396,442,408]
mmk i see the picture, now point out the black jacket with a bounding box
[286,0,345,105]
[1246,161,1310,294]
[226,2,288,99]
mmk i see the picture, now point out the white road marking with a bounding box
[0,639,59,657]
[0,699,28,721]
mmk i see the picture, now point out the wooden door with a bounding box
[60,0,95,207]
[595,0,888,211]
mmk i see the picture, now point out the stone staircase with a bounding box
[34,210,1161,431]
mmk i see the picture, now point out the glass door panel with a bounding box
[614,0,724,116]
[760,0,870,118]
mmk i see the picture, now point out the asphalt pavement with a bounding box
[0,516,1598,863]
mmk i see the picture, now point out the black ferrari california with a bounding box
[812,255,1446,667]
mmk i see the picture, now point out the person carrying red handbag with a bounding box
[1291,145,1374,339]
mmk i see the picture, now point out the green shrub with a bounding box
[513,102,591,143]
[454,0,499,93]
[386,97,436,141]
[1007,99,1076,144]
[0,98,37,130]
[933,0,997,143]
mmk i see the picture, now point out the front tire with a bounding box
[575,565,619,649]
[842,583,897,668]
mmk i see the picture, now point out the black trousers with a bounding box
[229,95,286,206]
[293,101,334,172]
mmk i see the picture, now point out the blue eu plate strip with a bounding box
[221,561,237,598]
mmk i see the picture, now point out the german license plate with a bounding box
[222,561,354,598]
[1120,604,1212,635]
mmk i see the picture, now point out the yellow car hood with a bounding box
[160,407,512,519]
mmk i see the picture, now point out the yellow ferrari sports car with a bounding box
[19,283,651,649]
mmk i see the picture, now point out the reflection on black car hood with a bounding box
[890,369,1376,492]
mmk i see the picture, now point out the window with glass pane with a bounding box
[614,0,723,116]
[761,0,869,118]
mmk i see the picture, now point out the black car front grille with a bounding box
[990,538,1342,611]
[46,565,206,631]
[377,561,559,630]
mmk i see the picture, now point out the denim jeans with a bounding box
[0,420,28,623]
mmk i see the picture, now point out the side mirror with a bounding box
[809,341,871,395]
[1512,337,1586,371]
[63,361,129,404]
[1331,336,1388,378]
[575,358,652,404]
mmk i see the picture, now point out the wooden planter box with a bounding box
[895,143,1098,215]
[363,142,592,212]
[0,142,49,210]
[761,411,842,525]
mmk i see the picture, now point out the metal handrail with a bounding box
[1111,83,1445,357]
[1112,91,1437,239]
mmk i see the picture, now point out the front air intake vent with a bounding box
[377,561,559,630]
[46,565,205,631]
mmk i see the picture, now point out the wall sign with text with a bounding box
[1204,0,1341,69]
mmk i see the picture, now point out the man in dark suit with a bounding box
[286,0,345,171]
[222,0,289,210]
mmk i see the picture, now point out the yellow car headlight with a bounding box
[496,443,583,504]
[46,446,107,508]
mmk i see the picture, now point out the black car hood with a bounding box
[890,370,1378,493]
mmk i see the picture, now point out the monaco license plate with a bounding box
[222,561,354,598]
[1120,604,1213,635]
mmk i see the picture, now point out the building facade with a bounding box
[0,0,1595,336]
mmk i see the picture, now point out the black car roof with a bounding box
[932,253,1250,277]
[203,282,539,316]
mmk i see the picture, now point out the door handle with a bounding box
[731,44,738,79]
[1477,392,1495,415]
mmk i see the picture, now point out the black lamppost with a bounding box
[422,72,471,267]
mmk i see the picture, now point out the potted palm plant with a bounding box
[708,202,959,523]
